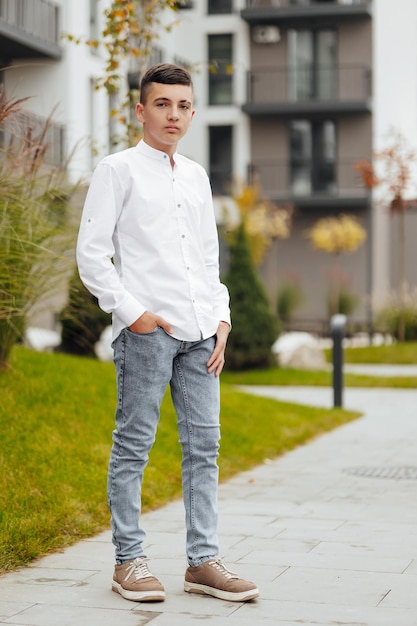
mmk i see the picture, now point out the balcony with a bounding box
[249,158,371,209]
[242,0,372,25]
[243,65,372,117]
[1,108,65,166]
[0,0,61,60]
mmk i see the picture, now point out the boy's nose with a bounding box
[168,107,179,120]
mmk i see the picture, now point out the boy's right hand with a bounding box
[129,311,172,335]
[129,311,173,335]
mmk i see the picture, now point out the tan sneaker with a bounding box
[184,558,259,602]
[112,557,165,602]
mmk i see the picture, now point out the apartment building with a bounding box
[240,0,374,328]
[2,0,416,333]
[241,0,417,331]
[173,0,417,330]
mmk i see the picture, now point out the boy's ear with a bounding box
[135,102,144,123]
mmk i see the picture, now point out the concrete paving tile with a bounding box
[312,520,417,543]
[3,603,159,626]
[263,567,396,606]
[27,542,114,571]
[0,602,33,622]
[84,530,112,542]
[270,517,345,532]
[160,593,247,617]
[403,559,417,575]
[210,599,417,626]
[0,581,137,610]
[312,540,417,559]
[238,549,410,574]
[218,533,257,548]
[227,540,317,566]
[217,514,278,536]
[232,535,320,556]
[2,566,98,587]
[292,500,367,521]
[378,575,417,608]
[152,614,280,626]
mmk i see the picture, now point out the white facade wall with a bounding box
[4,0,111,183]
[372,0,417,307]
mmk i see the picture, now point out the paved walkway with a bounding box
[1,382,417,626]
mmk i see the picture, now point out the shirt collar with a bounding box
[136,139,177,163]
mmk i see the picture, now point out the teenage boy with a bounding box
[76,64,259,603]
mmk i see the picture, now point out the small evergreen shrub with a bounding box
[59,270,110,357]
[224,225,279,370]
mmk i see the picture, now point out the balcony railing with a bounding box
[1,109,65,167]
[245,0,370,8]
[0,0,61,58]
[249,158,369,201]
[246,65,371,106]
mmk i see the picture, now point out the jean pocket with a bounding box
[126,325,160,337]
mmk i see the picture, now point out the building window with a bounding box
[208,0,232,14]
[208,34,233,106]
[89,0,99,44]
[290,120,336,195]
[288,28,337,101]
[209,125,233,195]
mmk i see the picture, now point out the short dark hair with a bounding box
[140,63,193,104]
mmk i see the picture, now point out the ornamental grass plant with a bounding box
[0,89,77,369]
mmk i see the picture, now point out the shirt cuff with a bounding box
[116,293,146,328]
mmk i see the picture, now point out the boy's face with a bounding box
[136,82,194,155]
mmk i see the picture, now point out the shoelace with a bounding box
[209,558,239,580]
[124,557,154,583]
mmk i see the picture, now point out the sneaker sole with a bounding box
[184,581,259,602]
[112,581,165,602]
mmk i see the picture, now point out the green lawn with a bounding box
[222,366,417,388]
[222,340,417,388]
[0,346,360,574]
[342,341,417,364]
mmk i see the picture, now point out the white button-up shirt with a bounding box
[76,140,230,342]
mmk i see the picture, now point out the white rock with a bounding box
[95,326,113,362]
[272,331,326,370]
[25,327,61,352]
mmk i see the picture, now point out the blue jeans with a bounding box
[108,327,220,566]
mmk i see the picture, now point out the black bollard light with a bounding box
[331,314,347,408]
